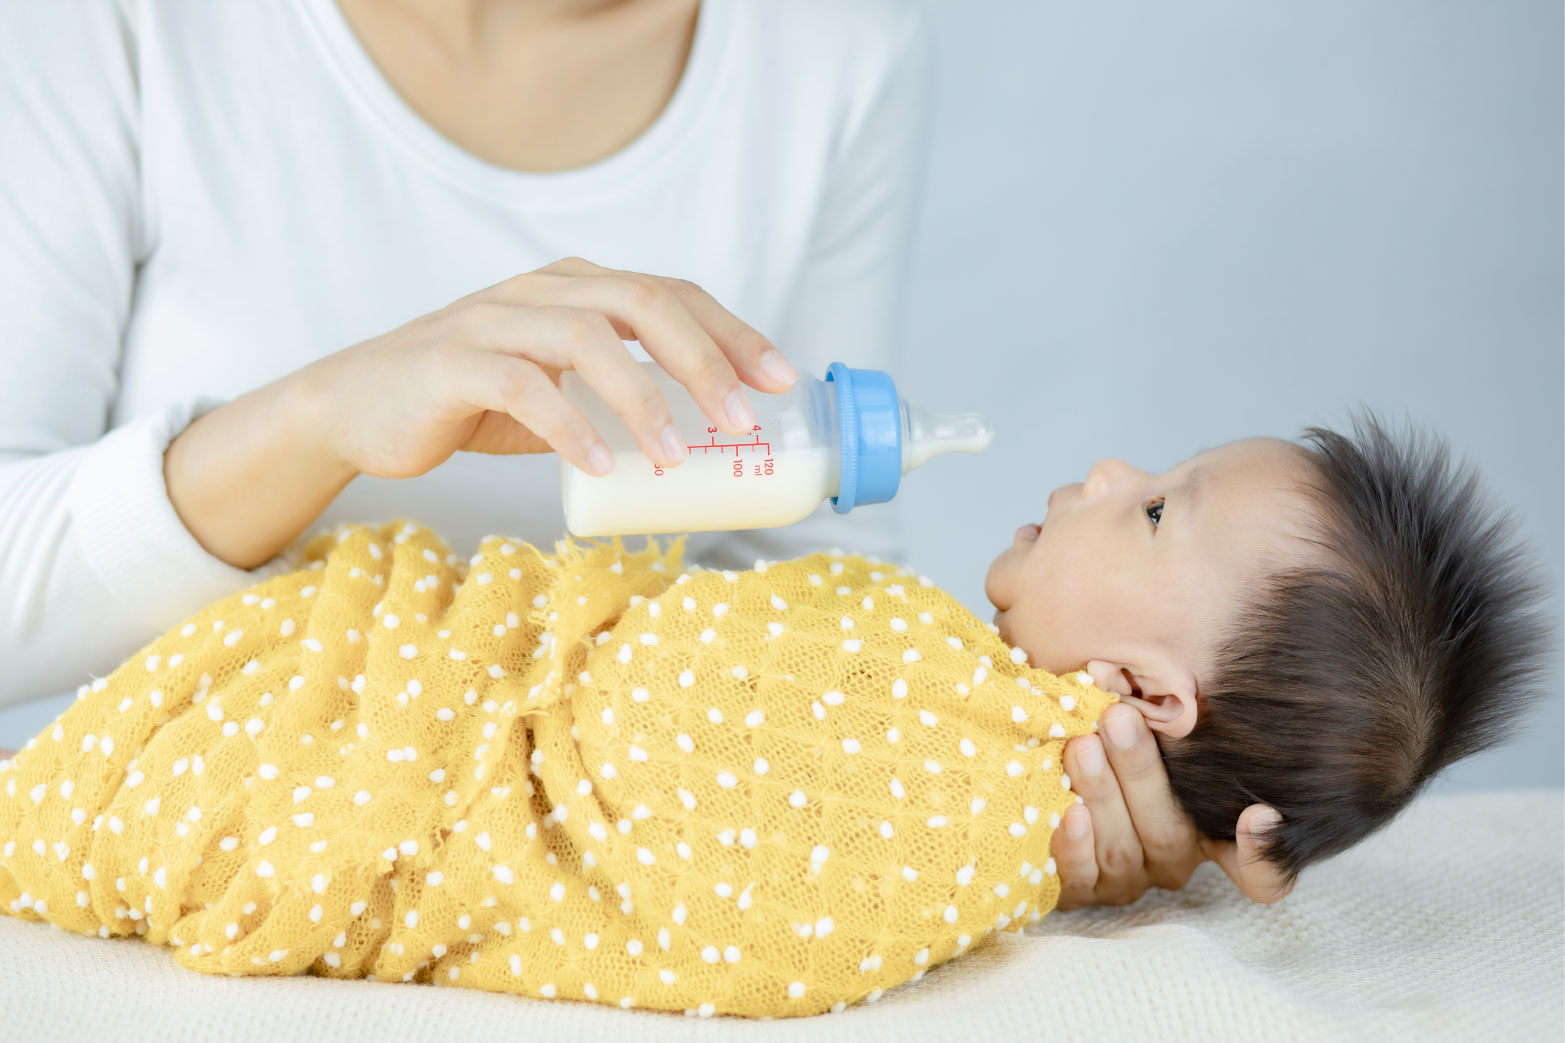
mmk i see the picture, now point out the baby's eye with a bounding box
[1145,498,1164,528]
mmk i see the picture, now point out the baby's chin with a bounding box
[990,606,1014,645]
[992,616,1080,675]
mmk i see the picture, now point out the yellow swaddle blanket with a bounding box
[0,520,1114,1018]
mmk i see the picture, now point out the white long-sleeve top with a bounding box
[0,0,931,708]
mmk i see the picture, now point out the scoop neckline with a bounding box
[294,0,732,206]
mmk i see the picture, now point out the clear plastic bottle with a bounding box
[560,361,992,537]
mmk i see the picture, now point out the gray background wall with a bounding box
[896,0,1563,791]
[1,1,1558,792]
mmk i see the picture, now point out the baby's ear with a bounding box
[1117,674,1199,739]
[1083,659,1136,697]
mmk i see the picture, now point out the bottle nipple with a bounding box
[901,402,994,473]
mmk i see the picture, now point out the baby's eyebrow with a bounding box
[1184,466,1206,524]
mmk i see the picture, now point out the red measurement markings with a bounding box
[734,453,776,476]
[693,425,770,454]
[652,425,771,477]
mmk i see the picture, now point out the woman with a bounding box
[0,0,1288,909]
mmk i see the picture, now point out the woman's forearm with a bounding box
[163,363,359,571]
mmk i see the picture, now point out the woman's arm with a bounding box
[162,368,359,571]
[0,2,305,704]
[0,4,798,706]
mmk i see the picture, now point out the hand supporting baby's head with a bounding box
[986,409,1550,886]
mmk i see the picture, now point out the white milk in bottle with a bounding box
[560,362,991,536]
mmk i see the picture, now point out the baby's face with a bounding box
[985,437,1320,728]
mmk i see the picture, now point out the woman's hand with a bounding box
[1051,703,1294,909]
[308,256,800,481]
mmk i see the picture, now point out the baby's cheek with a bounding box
[1014,602,1089,676]
[984,545,1018,596]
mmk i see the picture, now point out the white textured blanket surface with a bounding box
[2,788,1560,1043]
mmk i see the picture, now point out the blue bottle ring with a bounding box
[827,363,903,514]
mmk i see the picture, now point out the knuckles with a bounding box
[1099,842,1140,876]
[1110,748,1166,788]
[687,348,734,388]
[1139,828,1196,867]
[628,380,667,420]
[453,300,508,334]
[730,325,774,363]
[493,360,542,404]
[554,309,611,349]
[615,275,668,314]
[664,276,703,299]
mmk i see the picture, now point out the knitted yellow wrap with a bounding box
[0,520,1114,1018]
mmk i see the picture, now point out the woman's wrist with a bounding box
[163,365,359,571]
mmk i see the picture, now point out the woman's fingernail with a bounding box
[759,349,798,384]
[587,444,614,476]
[725,388,757,432]
[660,424,684,464]
[1077,737,1105,777]
[1066,807,1087,839]
[1105,707,1137,750]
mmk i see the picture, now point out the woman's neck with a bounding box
[333,0,699,171]
[382,0,628,45]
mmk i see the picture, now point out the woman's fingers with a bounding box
[540,257,796,393]
[530,308,686,467]
[1052,703,1294,912]
[461,354,613,477]
[567,334,688,467]
[662,275,798,392]
[1095,703,1204,891]
[322,257,789,483]
[1049,801,1099,911]
[1202,805,1294,904]
[519,258,638,339]
[1061,732,1148,903]
[506,262,757,436]
[510,259,799,435]
[461,306,689,469]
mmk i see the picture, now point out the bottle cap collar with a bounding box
[827,363,902,513]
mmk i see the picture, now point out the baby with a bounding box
[0,410,1547,1018]
[991,413,1547,882]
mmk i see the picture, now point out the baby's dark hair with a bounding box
[1159,408,1552,886]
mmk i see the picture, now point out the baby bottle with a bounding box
[559,361,993,537]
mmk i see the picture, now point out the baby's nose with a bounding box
[1083,458,1132,498]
